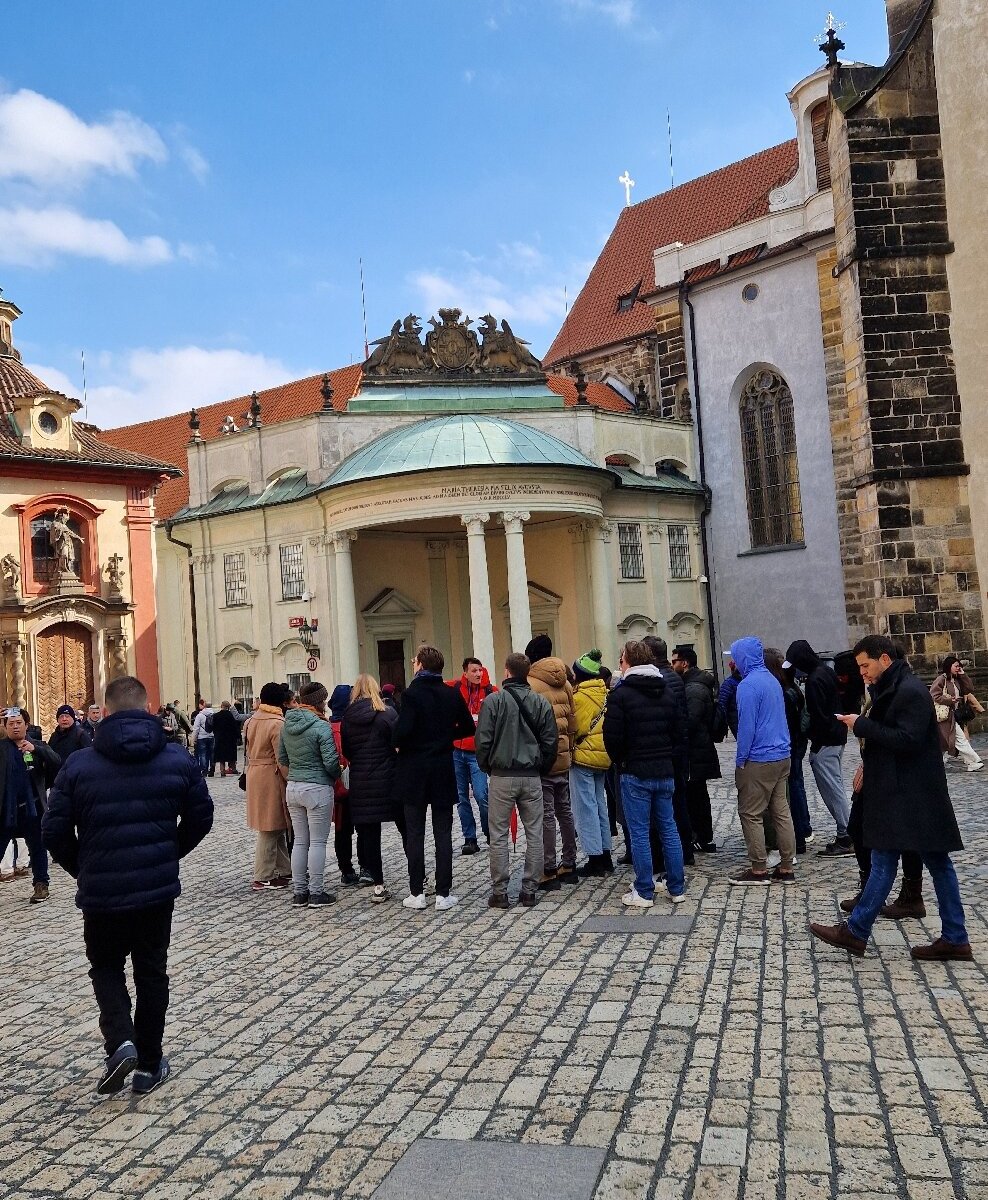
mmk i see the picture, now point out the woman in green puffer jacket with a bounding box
[277,682,341,908]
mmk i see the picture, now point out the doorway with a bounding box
[377,639,407,693]
[36,622,95,734]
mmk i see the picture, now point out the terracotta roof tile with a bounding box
[544,140,799,366]
[0,354,65,409]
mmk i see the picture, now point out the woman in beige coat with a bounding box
[246,683,291,889]
[931,655,984,771]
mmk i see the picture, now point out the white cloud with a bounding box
[31,346,301,428]
[411,268,566,328]
[0,205,173,267]
[0,88,166,187]
[554,0,658,36]
[463,69,476,84]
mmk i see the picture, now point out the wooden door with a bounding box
[377,639,406,692]
[36,623,94,734]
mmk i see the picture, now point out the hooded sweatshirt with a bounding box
[785,639,847,752]
[732,637,790,768]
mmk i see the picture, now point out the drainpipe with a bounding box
[164,520,201,703]
[679,281,719,673]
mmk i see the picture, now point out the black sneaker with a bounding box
[96,1040,138,1095]
[818,837,854,858]
[461,838,480,856]
[340,870,360,886]
[291,892,310,907]
[357,868,375,887]
[308,892,337,906]
[488,893,510,909]
[132,1057,170,1095]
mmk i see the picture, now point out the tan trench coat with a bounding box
[244,705,289,832]
[931,672,983,755]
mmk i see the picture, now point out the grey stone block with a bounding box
[577,913,695,935]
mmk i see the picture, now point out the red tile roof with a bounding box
[99,365,629,520]
[544,141,799,366]
[0,355,63,408]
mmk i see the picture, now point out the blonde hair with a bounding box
[350,673,385,712]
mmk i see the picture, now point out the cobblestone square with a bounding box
[3,742,986,1200]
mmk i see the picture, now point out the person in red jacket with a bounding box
[448,658,497,854]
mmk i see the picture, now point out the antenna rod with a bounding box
[359,258,369,359]
[81,349,88,420]
[667,108,675,190]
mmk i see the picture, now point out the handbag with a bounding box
[934,702,951,724]
[956,698,976,727]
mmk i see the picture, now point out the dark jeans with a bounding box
[355,821,383,884]
[194,738,214,776]
[0,817,48,885]
[335,803,355,874]
[686,777,713,845]
[788,743,812,839]
[404,802,453,898]
[848,851,967,944]
[83,900,173,1072]
[652,769,694,868]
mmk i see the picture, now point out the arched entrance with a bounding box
[36,622,94,732]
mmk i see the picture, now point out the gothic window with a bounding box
[223,552,248,606]
[279,543,305,601]
[617,523,645,580]
[739,369,804,549]
[668,525,692,579]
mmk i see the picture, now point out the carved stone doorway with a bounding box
[36,622,94,734]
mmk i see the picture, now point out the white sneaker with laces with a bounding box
[435,893,459,911]
[967,760,984,772]
[766,850,782,869]
[664,884,687,905]
[402,893,427,910]
[622,887,654,908]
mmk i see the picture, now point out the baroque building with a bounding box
[0,292,179,729]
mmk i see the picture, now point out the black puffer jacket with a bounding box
[603,668,686,780]
[785,640,847,752]
[42,709,213,912]
[340,699,399,824]
[48,723,92,764]
[682,668,721,781]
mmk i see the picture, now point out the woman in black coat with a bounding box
[340,674,399,902]
[210,702,241,776]
[676,654,720,852]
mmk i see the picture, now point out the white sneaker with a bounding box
[664,884,687,905]
[435,893,459,912]
[402,893,427,910]
[622,887,654,908]
[967,761,984,772]
[804,832,815,845]
[372,886,390,903]
[766,850,782,869]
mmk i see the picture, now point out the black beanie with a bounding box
[525,634,552,664]
[260,682,286,706]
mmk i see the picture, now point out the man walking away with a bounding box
[785,640,852,855]
[475,653,556,909]
[603,640,687,908]
[191,702,216,777]
[449,657,496,854]
[811,635,973,961]
[393,646,475,912]
[729,638,796,886]
[42,676,213,1095]
[525,635,578,890]
[671,647,720,853]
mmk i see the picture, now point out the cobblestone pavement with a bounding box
[2,740,986,1200]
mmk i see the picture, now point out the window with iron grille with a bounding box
[279,542,305,601]
[739,368,804,548]
[286,672,310,697]
[668,525,692,579]
[617,523,645,580]
[230,676,253,710]
[223,551,248,606]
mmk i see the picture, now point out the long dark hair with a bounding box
[941,654,962,677]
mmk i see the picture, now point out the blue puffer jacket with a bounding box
[42,709,214,913]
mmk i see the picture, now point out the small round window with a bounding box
[38,411,59,436]
[741,283,759,303]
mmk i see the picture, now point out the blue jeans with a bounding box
[453,749,489,841]
[570,765,611,856]
[788,744,812,839]
[621,774,684,900]
[195,737,214,776]
[848,849,969,945]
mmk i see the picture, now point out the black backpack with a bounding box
[710,702,728,743]
[204,712,214,734]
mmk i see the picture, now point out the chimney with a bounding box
[885,0,924,54]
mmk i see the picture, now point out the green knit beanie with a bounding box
[574,649,603,679]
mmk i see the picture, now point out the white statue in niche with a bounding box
[51,508,84,576]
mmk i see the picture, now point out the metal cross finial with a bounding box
[618,170,635,207]
[816,11,846,68]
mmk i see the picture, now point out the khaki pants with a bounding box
[489,775,544,898]
[254,830,291,882]
[736,758,795,871]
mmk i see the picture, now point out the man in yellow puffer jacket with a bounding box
[571,650,613,877]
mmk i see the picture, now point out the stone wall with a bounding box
[828,15,987,676]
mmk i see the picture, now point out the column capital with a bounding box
[249,544,271,560]
[646,522,664,543]
[598,520,614,542]
[329,530,357,551]
[461,512,491,535]
[191,553,214,571]
[500,510,531,534]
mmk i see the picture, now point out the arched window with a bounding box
[739,369,804,549]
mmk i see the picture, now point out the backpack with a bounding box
[204,712,214,734]
[710,703,728,744]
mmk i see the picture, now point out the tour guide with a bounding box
[810,635,973,961]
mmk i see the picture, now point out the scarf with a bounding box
[1,740,36,833]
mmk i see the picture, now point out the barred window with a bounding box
[279,542,305,601]
[230,676,253,710]
[286,672,310,697]
[617,523,645,580]
[739,369,804,549]
[223,551,248,606]
[668,525,692,579]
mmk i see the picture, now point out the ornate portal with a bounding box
[362,310,545,383]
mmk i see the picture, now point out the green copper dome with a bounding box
[325,414,599,486]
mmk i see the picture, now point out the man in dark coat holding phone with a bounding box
[810,635,972,961]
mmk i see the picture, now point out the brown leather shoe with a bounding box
[810,920,866,957]
[910,938,974,962]
[519,892,540,908]
[488,893,510,910]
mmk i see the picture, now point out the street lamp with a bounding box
[299,617,318,651]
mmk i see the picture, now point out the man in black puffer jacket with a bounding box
[43,676,213,1098]
[604,640,688,908]
[48,704,92,763]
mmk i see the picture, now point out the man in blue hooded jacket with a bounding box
[729,637,796,886]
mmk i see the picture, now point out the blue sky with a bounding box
[2,1,891,428]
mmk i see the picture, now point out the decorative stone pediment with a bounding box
[498,581,562,614]
[617,612,657,634]
[362,588,422,619]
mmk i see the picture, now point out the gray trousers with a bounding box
[808,744,850,836]
[286,782,332,897]
[489,775,544,898]
[541,772,577,873]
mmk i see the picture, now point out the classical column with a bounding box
[590,520,616,666]
[500,510,532,652]
[4,638,26,708]
[331,531,360,681]
[461,513,495,670]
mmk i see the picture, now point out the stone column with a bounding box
[500,510,532,652]
[590,520,616,666]
[4,638,26,708]
[461,513,495,670]
[331,531,360,682]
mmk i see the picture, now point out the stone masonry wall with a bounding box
[828,17,987,676]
